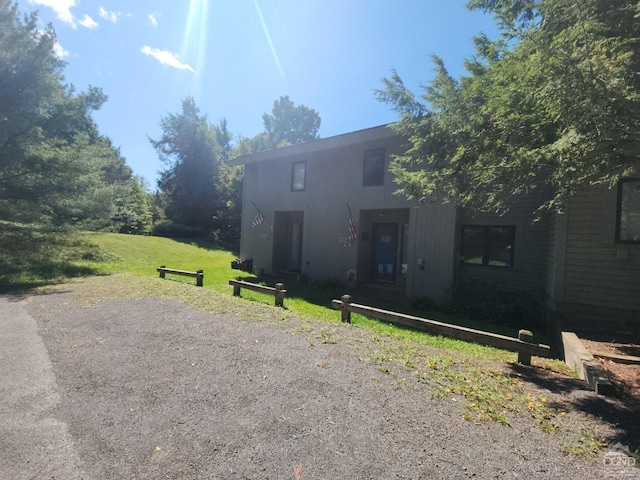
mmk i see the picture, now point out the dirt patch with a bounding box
[581,339,640,403]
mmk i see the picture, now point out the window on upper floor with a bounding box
[363,148,385,186]
[461,225,515,268]
[291,161,306,191]
[616,179,640,243]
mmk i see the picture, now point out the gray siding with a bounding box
[238,132,456,298]
[237,127,640,322]
[455,193,550,296]
[545,209,558,301]
[408,201,457,299]
[237,126,640,328]
[558,184,640,315]
[544,208,569,308]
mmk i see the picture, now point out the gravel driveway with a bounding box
[2,281,639,479]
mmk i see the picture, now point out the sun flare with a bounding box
[253,0,285,81]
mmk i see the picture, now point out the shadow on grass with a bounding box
[506,362,640,447]
[169,236,240,257]
[0,222,104,293]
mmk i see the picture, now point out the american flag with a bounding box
[251,202,264,228]
[346,201,357,246]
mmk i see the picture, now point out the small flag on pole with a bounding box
[346,201,357,246]
[251,202,264,228]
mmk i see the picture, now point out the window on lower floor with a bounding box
[461,225,515,268]
[616,179,640,243]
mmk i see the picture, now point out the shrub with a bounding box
[312,277,345,292]
[410,295,440,311]
[444,279,545,330]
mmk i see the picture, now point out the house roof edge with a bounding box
[227,124,399,166]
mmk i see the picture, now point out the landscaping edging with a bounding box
[562,331,617,396]
[591,350,640,365]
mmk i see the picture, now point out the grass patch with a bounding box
[351,313,516,363]
[77,232,238,287]
[0,222,101,292]
[561,428,609,457]
[362,330,565,430]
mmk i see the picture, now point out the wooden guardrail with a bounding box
[157,265,203,286]
[229,278,286,307]
[332,294,552,365]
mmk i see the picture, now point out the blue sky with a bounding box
[22,0,498,187]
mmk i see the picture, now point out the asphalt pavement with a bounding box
[0,295,86,479]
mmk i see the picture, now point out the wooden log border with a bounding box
[229,278,286,307]
[332,295,551,364]
[157,265,203,287]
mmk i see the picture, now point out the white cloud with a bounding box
[148,12,159,27]
[53,42,70,58]
[141,46,195,73]
[78,14,98,29]
[98,6,121,23]
[30,0,77,27]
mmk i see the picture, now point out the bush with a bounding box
[312,277,345,292]
[444,279,544,330]
[410,295,440,311]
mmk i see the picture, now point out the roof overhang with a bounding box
[227,124,399,166]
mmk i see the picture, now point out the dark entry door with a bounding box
[371,223,398,282]
[273,211,304,272]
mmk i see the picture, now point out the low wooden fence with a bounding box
[229,278,286,307]
[332,294,551,365]
[157,266,203,287]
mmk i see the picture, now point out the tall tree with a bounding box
[376,0,640,215]
[109,177,153,234]
[210,119,243,244]
[261,95,321,149]
[151,97,225,231]
[0,0,144,228]
[239,96,322,153]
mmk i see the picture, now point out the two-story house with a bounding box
[229,125,640,330]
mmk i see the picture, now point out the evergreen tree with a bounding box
[151,97,225,231]
[110,177,153,234]
[377,0,640,214]
[0,0,147,229]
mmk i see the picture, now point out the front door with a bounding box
[371,223,398,283]
[273,211,304,272]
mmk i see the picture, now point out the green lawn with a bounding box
[78,232,239,287]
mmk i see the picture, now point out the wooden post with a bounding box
[518,329,534,365]
[159,265,166,279]
[341,294,352,323]
[196,269,204,287]
[233,276,241,296]
[275,283,285,307]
